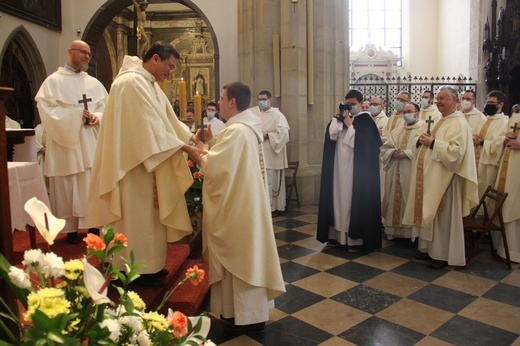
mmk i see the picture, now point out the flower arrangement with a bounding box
[0,197,213,346]
[185,159,203,215]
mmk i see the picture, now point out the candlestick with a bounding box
[179,78,187,120]
[194,92,202,125]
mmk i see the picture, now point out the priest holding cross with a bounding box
[403,85,478,269]
[35,40,108,244]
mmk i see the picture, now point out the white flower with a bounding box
[8,266,31,289]
[120,315,142,334]
[99,318,122,342]
[186,316,211,343]
[40,252,64,278]
[82,258,111,305]
[137,330,151,346]
[203,340,217,346]
[24,197,65,245]
[22,249,44,271]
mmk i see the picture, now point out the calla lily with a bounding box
[82,258,111,305]
[24,197,65,245]
[187,316,210,341]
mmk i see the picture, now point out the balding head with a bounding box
[67,40,91,72]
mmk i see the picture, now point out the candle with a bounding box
[179,78,187,120]
[194,92,202,125]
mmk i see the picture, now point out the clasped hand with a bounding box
[83,109,99,126]
[418,133,434,147]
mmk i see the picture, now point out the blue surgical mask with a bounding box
[207,111,215,119]
[258,100,269,110]
[420,98,430,108]
[349,105,360,116]
[369,106,380,116]
[403,112,416,124]
[394,101,405,111]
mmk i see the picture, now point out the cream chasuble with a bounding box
[200,107,285,323]
[372,110,388,135]
[382,111,404,139]
[260,107,290,212]
[403,111,478,265]
[494,113,520,262]
[203,117,225,137]
[418,106,441,128]
[87,56,193,274]
[462,107,487,135]
[380,120,423,238]
[474,113,508,198]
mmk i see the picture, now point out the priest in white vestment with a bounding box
[199,82,285,334]
[87,42,204,287]
[370,97,388,136]
[258,90,290,215]
[382,91,410,142]
[473,90,509,198]
[460,90,487,135]
[418,91,442,126]
[403,86,478,269]
[494,112,520,263]
[380,103,424,239]
[203,102,225,137]
[35,40,108,243]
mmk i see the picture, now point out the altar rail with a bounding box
[350,76,478,115]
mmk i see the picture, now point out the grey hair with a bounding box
[437,85,459,99]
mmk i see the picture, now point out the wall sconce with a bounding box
[291,0,298,12]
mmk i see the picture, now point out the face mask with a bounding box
[403,112,416,124]
[461,100,473,110]
[484,104,498,116]
[394,101,405,111]
[420,98,430,108]
[258,100,269,110]
[370,106,380,116]
[349,105,360,116]
[207,111,215,119]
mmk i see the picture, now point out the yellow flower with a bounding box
[141,311,169,333]
[24,287,70,322]
[64,259,84,281]
[127,291,146,311]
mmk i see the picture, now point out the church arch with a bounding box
[81,0,220,98]
[0,26,47,126]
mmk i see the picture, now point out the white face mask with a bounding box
[258,100,269,110]
[403,112,416,124]
[461,100,473,110]
[207,111,215,119]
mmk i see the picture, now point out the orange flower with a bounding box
[185,265,205,286]
[169,311,187,338]
[83,233,106,251]
[112,233,128,247]
[187,160,194,167]
[193,172,200,179]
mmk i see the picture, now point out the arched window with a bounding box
[349,0,402,58]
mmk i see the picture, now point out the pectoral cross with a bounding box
[511,122,519,134]
[425,116,434,134]
[78,94,92,125]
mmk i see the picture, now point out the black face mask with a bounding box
[484,104,498,116]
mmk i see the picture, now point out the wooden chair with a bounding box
[463,186,510,269]
[285,161,300,210]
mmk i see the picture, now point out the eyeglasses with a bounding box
[461,98,474,101]
[486,102,499,105]
[162,60,176,71]
[396,98,408,103]
[258,98,269,101]
[369,103,381,106]
[70,49,92,58]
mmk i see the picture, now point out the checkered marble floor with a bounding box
[204,205,520,346]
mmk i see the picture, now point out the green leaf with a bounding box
[106,245,126,257]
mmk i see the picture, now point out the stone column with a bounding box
[238,0,349,204]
